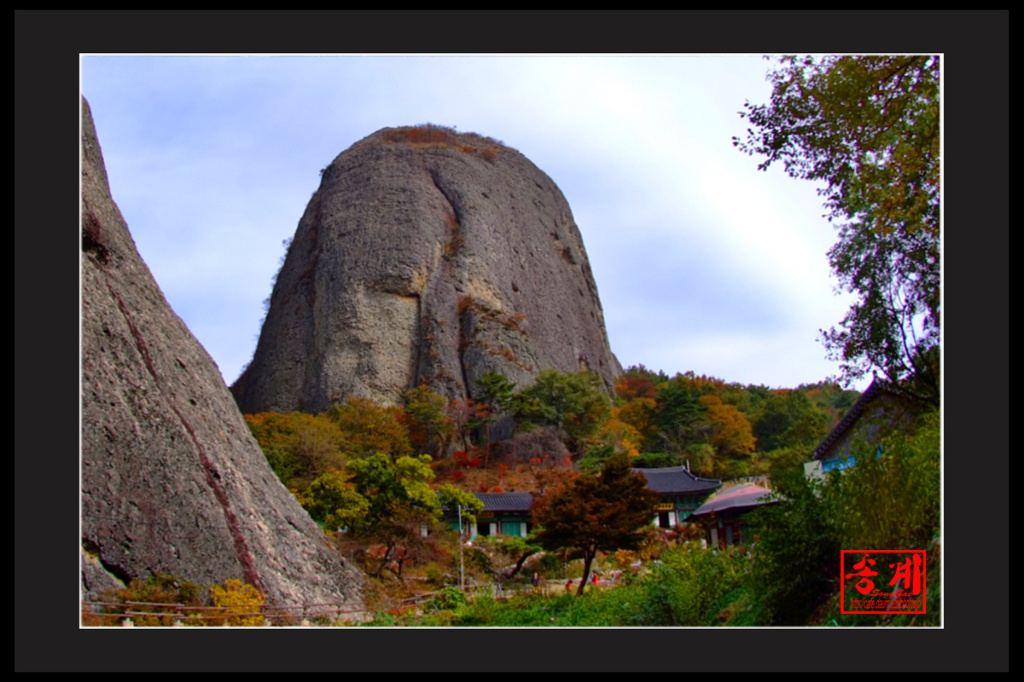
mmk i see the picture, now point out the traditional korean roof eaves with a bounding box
[631,466,722,495]
[812,378,895,461]
[473,492,534,513]
[689,484,778,518]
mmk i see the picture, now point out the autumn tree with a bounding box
[325,396,414,463]
[446,398,489,454]
[700,394,756,459]
[615,397,658,446]
[209,580,267,627]
[244,411,347,490]
[615,365,662,402]
[533,452,658,595]
[736,56,940,407]
[403,384,454,457]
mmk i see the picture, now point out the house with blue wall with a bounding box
[805,378,917,480]
[468,492,534,539]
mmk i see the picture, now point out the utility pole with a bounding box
[458,504,465,592]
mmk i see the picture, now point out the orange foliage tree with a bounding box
[244,411,347,489]
[700,394,756,459]
[533,453,658,596]
[325,397,414,463]
[614,397,658,445]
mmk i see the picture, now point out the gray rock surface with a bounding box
[232,125,620,415]
[80,96,364,616]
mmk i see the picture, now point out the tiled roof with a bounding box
[473,492,535,513]
[631,466,722,495]
[689,484,778,518]
[812,377,895,461]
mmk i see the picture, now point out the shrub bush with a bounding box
[209,579,266,627]
[100,573,203,627]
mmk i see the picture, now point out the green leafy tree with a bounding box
[745,475,841,625]
[475,371,517,413]
[474,371,518,466]
[533,452,658,595]
[347,453,440,525]
[303,453,441,578]
[478,533,544,584]
[746,409,940,625]
[436,482,484,529]
[828,410,940,551]
[623,544,745,626]
[298,469,370,532]
[736,56,940,407]
[519,370,612,456]
[650,375,709,455]
[754,389,830,453]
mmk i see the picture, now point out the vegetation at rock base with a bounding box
[209,579,267,627]
[515,369,612,457]
[89,573,202,627]
[85,574,269,627]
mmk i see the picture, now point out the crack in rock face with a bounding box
[232,125,621,415]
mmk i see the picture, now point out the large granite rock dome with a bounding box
[232,125,620,415]
[80,97,364,615]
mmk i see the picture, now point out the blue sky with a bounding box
[81,54,865,393]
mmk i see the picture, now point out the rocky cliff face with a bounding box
[232,125,620,415]
[80,97,364,615]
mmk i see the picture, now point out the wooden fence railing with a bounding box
[81,599,367,627]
